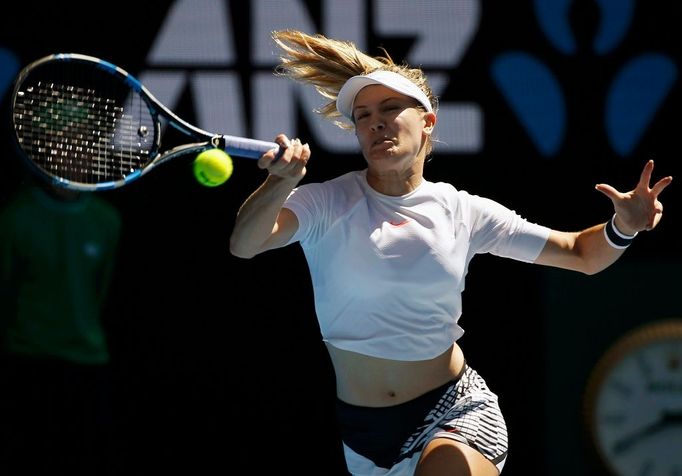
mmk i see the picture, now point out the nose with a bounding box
[370,119,385,132]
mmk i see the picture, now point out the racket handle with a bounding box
[221,135,281,160]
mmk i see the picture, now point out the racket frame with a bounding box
[10,53,279,191]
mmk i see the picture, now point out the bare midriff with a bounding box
[326,341,466,407]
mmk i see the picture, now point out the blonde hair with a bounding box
[271,29,437,131]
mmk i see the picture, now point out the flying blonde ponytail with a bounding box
[271,30,436,130]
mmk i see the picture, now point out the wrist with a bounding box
[613,215,638,237]
[604,214,638,249]
[265,173,302,189]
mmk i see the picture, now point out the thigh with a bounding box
[416,438,499,476]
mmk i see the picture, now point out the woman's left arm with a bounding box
[534,160,673,275]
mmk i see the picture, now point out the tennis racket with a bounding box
[10,53,281,191]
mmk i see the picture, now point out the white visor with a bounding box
[336,70,433,120]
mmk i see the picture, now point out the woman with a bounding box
[229,30,672,476]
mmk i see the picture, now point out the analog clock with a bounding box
[583,319,682,476]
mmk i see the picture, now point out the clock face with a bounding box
[589,331,682,476]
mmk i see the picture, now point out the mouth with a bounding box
[372,138,395,148]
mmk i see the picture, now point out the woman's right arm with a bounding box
[229,135,310,259]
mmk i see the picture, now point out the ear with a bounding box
[422,112,437,135]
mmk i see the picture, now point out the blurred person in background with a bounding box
[0,172,122,475]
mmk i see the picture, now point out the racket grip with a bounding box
[221,135,281,160]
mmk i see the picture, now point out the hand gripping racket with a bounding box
[10,53,281,191]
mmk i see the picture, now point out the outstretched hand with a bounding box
[595,160,673,235]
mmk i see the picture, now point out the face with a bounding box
[352,85,435,172]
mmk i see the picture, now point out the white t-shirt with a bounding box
[283,170,550,361]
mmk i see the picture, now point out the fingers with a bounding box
[651,175,673,197]
[638,159,674,197]
[647,201,663,230]
[257,147,278,169]
[594,182,620,201]
[637,159,654,188]
[598,161,672,233]
[598,159,673,202]
[279,137,309,166]
[275,133,292,149]
[257,134,291,168]
[258,134,310,176]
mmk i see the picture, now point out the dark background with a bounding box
[1,1,680,474]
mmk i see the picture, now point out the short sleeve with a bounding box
[282,182,327,246]
[467,194,551,263]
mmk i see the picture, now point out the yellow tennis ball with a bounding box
[193,148,233,187]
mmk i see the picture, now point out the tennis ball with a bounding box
[193,148,233,187]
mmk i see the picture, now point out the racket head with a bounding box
[10,53,162,191]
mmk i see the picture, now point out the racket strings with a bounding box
[13,79,154,184]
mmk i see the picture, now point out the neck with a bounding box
[365,163,424,196]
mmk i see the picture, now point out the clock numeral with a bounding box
[648,381,682,393]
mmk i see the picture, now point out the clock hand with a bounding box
[664,410,682,424]
[611,410,682,455]
[612,418,665,455]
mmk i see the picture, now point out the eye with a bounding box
[381,103,405,115]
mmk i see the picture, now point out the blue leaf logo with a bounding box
[492,1,677,157]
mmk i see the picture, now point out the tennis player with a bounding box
[230,30,672,476]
